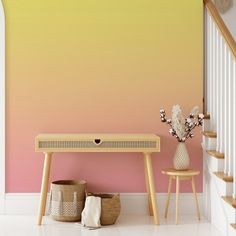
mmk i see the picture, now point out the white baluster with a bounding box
[224,43,229,174]
[212,22,216,131]
[233,59,236,199]
[216,29,220,152]
[206,13,211,114]
[209,16,213,127]
[219,35,224,154]
[228,52,233,177]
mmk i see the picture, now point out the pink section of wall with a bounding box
[6,113,202,193]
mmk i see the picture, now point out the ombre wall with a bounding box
[4,0,203,193]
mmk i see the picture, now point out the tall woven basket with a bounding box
[87,193,121,225]
[49,180,87,222]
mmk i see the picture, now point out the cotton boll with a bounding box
[186,118,191,123]
[199,114,204,119]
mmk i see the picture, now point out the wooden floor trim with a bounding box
[213,172,233,182]
[206,150,224,159]
[202,131,217,138]
[222,196,236,209]
[203,114,210,119]
[231,224,236,230]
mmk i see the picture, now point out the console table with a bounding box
[35,133,160,225]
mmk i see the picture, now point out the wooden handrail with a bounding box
[204,0,236,58]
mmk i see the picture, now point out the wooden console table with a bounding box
[35,134,160,225]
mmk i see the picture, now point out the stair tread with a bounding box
[213,172,233,182]
[203,114,210,119]
[206,150,224,159]
[222,196,236,208]
[231,224,236,230]
[202,131,217,138]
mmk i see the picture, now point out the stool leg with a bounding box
[164,176,172,218]
[37,152,53,225]
[191,176,200,220]
[175,176,180,225]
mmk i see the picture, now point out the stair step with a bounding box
[203,114,210,119]
[213,172,233,182]
[231,224,236,230]
[222,196,236,209]
[206,150,224,159]
[202,131,217,138]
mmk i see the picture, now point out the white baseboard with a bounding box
[4,193,203,216]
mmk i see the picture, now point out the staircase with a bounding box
[203,127,236,236]
[203,1,236,235]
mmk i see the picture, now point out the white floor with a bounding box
[0,215,223,236]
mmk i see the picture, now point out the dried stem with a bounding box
[160,107,203,142]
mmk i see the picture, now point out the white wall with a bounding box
[219,0,236,40]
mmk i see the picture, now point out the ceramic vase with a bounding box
[173,142,190,170]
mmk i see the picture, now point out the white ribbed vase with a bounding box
[173,142,190,170]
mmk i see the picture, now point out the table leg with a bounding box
[164,176,172,218]
[144,157,153,216]
[191,176,200,220]
[37,152,52,225]
[143,153,160,225]
[175,176,180,225]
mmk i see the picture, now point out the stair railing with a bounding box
[204,0,236,198]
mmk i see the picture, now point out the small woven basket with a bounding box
[49,180,86,222]
[87,193,121,225]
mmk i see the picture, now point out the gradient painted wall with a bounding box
[4,0,203,193]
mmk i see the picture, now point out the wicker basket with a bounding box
[87,193,121,225]
[49,180,87,222]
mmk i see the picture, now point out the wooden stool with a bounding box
[161,168,200,224]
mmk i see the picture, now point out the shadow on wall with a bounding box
[214,0,233,13]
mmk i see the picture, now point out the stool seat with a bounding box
[162,168,200,177]
[161,168,200,224]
